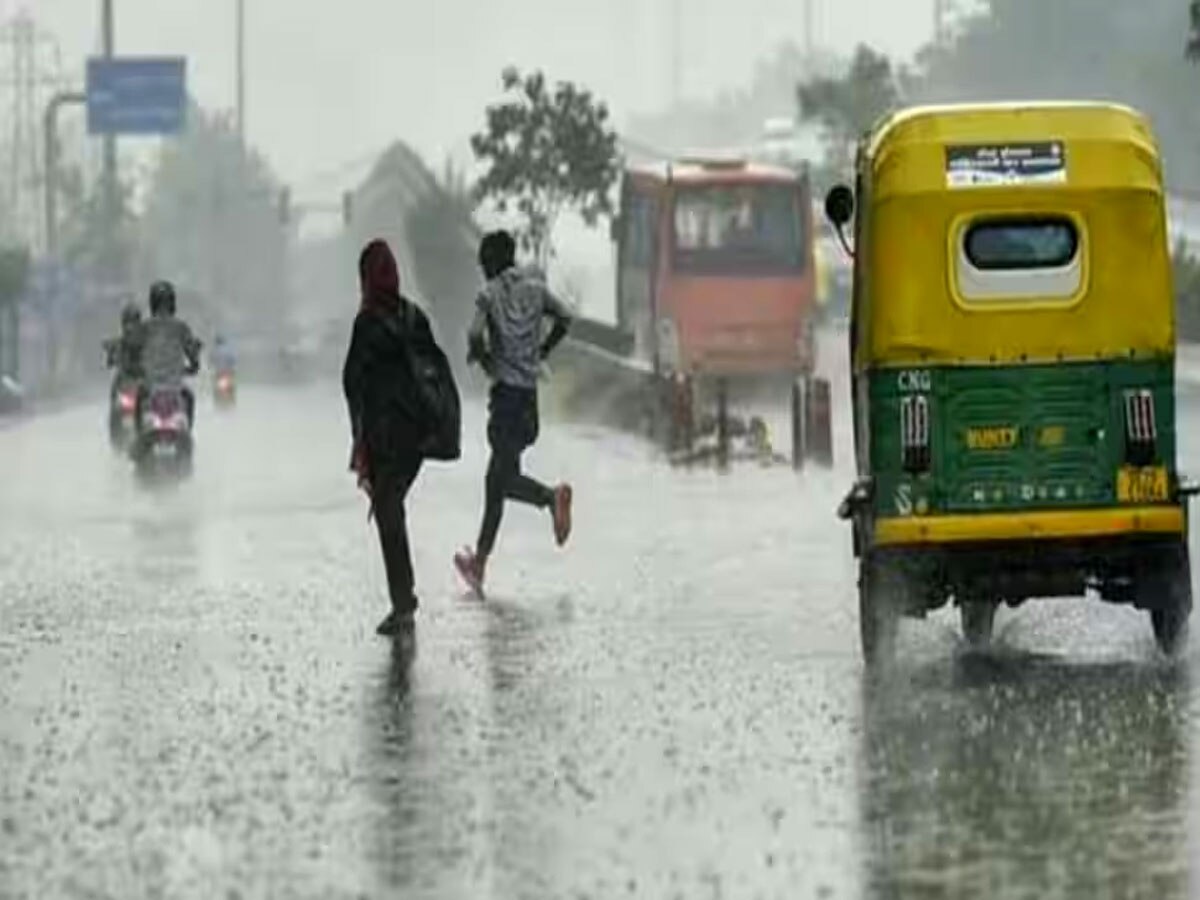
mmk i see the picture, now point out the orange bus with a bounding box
[611,157,831,465]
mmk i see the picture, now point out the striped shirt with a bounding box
[470,266,571,389]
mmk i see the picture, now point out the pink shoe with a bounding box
[454,547,486,599]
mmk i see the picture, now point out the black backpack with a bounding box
[386,300,462,462]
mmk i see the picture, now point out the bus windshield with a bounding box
[672,184,806,275]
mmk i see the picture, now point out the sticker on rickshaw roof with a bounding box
[945,142,1066,189]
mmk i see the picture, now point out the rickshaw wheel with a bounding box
[1143,543,1192,657]
[960,601,998,649]
[859,556,902,668]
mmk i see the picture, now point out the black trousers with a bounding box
[373,455,423,613]
[476,384,554,557]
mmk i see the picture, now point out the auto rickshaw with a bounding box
[825,102,1194,665]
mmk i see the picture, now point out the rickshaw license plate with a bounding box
[1116,466,1169,503]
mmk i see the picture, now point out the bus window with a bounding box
[672,185,805,275]
[622,193,656,268]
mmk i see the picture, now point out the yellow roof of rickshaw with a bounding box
[864,102,1162,195]
[854,102,1173,367]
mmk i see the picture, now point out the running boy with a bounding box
[455,230,573,595]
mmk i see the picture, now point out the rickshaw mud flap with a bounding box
[866,535,1186,610]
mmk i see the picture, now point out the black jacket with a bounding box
[342,294,435,463]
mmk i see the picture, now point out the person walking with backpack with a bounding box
[344,239,460,638]
[454,230,573,596]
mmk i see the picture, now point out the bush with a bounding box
[1174,239,1200,342]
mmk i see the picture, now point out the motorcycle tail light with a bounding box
[150,393,182,416]
[118,392,136,412]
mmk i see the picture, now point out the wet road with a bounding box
[1,369,1199,899]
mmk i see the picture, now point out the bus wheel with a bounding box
[1146,544,1192,656]
[960,600,999,649]
[663,375,694,455]
[804,376,834,468]
[716,378,730,470]
[860,555,903,669]
[790,379,805,471]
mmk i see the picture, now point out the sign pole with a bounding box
[101,0,118,284]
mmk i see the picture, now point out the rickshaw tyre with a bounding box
[859,556,902,668]
[1148,545,1192,657]
[960,601,998,649]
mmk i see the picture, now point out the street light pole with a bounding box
[235,0,245,151]
[44,91,87,263]
[804,0,814,59]
[100,0,118,279]
[670,0,682,108]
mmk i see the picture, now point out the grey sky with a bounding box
[12,0,938,189]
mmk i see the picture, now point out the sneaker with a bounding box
[552,484,573,547]
[454,547,486,598]
[376,609,415,638]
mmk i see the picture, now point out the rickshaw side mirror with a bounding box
[824,185,855,227]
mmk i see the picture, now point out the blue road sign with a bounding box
[87,57,187,136]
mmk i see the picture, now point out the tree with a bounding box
[0,247,29,305]
[910,0,1200,186]
[0,246,28,386]
[470,68,620,263]
[798,45,904,173]
[139,104,288,335]
[1188,0,1200,60]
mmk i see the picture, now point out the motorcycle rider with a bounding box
[104,302,144,391]
[211,333,236,374]
[103,303,144,439]
[130,280,203,430]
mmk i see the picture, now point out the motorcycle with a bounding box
[132,386,194,479]
[213,368,236,408]
[108,380,140,452]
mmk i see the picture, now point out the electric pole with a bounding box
[100,0,119,287]
[933,0,950,46]
[236,0,246,151]
[804,0,815,59]
[669,0,682,108]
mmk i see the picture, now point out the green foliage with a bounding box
[139,104,287,332]
[470,68,620,262]
[798,45,905,173]
[911,0,1200,186]
[1188,0,1200,60]
[1174,240,1200,340]
[0,247,29,305]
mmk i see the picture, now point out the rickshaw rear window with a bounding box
[964,218,1078,270]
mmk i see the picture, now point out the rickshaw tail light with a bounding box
[901,395,931,473]
[1123,389,1157,466]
